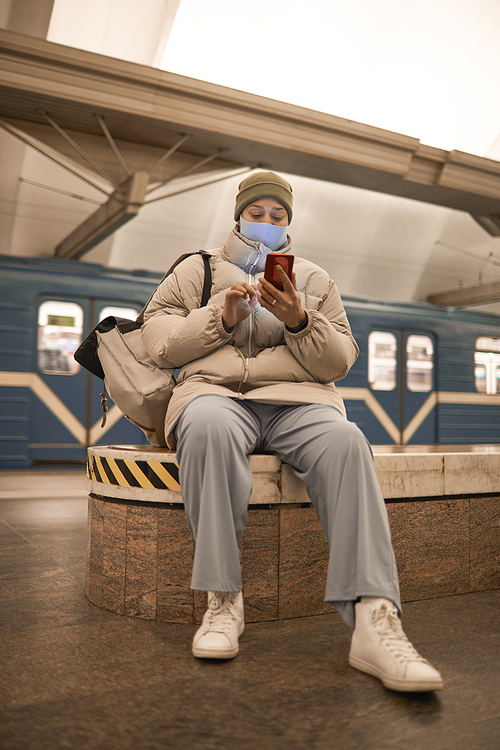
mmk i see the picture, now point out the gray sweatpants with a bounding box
[176,395,401,630]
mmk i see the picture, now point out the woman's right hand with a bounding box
[222,283,260,330]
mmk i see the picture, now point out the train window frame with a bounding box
[475,336,500,394]
[368,331,397,391]
[406,334,434,393]
[37,300,84,376]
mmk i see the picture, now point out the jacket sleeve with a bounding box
[141,255,232,368]
[284,279,359,382]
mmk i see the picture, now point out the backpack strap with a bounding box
[199,251,212,307]
[136,250,212,325]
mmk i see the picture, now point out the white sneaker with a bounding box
[349,599,444,692]
[192,591,244,659]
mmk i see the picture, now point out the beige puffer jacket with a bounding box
[142,227,359,448]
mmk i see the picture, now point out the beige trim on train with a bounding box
[0,371,122,445]
[1,372,499,447]
[338,387,500,444]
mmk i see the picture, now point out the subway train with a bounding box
[1,253,499,469]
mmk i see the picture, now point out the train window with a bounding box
[38,301,83,375]
[368,331,397,391]
[476,336,500,353]
[99,306,138,322]
[475,337,500,394]
[407,335,433,392]
[474,363,487,393]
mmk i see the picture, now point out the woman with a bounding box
[142,171,443,692]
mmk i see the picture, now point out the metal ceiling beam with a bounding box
[1,30,500,234]
[427,281,500,307]
[39,110,124,193]
[144,166,251,205]
[0,118,112,197]
[95,114,130,179]
[147,133,190,185]
[147,148,224,198]
[471,214,500,237]
[55,172,149,259]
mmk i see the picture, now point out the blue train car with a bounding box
[0,254,162,469]
[340,295,500,445]
[1,254,499,469]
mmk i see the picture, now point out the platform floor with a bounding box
[1,468,499,750]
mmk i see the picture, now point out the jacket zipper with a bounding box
[245,271,254,360]
[236,271,255,396]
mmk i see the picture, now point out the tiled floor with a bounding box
[1,469,499,750]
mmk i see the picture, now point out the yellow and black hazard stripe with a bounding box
[87,453,180,491]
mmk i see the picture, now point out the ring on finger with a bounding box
[271,298,277,307]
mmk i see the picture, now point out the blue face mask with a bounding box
[239,217,288,252]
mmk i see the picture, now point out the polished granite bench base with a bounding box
[86,498,332,624]
[86,445,500,624]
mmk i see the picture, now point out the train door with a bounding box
[368,328,436,444]
[31,296,143,464]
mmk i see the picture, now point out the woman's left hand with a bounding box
[257,266,307,329]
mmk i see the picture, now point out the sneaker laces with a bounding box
[372,603,429,665]
[201,592,239,638]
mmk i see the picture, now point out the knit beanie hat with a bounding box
[234,171,293,223]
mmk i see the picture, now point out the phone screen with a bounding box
[264,254,294,291]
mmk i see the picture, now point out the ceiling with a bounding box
[1,4,500,312]
[2,30,500,262]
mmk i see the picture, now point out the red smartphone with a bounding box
[264,254,294,291]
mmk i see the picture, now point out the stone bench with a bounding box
[85,444,500,624]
